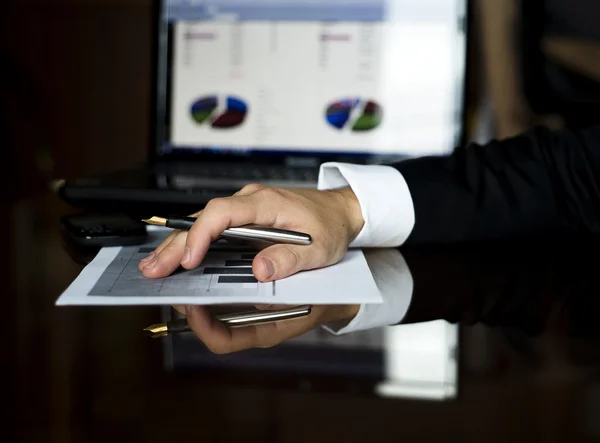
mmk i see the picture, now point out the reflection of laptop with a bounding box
[60,0,468,215]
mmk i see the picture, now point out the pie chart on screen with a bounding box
[325,98,382,132]
[190,95,248,129]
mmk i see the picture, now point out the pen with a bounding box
[142,216,312,245]
[143,305,312,338]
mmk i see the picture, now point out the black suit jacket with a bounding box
[395,124,600,244]
[399,239,600,339]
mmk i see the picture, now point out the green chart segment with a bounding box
[325,98,382,132]
[191,96,218,124]
[190,95,248,129]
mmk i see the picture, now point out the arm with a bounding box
[319,124,600,334]
[397,124,600,244]
[142,124,600,350]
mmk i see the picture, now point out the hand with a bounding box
[139,184,364,281]
[173,303,360,354]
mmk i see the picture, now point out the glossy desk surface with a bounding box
[8,198,600,443]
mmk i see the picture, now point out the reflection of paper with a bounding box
[56,227,382,306]
[287,249,410,348]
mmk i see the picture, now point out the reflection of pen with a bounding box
[144,318,190,339]
[143,305,312,338]
[142,216,312,245]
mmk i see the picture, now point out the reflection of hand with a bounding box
[139,184,365,353]
[138,184,364,281]
[173,304,360,354]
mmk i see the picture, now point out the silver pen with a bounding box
[142,216,312,245]
[143,305,313,338]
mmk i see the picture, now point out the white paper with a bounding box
[56,228,382,306]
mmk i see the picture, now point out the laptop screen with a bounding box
[157,0,467,160]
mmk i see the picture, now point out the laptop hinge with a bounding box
[284,156,320,168]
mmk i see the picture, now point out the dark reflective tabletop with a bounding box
[9,203,600,442]
[165,237,600,400]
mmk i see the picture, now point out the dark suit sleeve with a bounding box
[398,240,600,340]
[395,124,600,244]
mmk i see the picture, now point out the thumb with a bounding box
[253,244,322,281]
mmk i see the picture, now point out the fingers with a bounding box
[253,243,330,281]
[181,194,276,269]
[185,304,319,354]
[137,229,181,272]
[140,184,274,275]
[138,230,174,265]
[172,305,186,316]
[154,229,182,255]
[141,230,189,278]
[234,183,264,196]
[139,185,272,275]
[254,304,291,310]
[185,305,262,354]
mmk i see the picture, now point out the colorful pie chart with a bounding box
[191,95,218,124]
[190,95,248,129]
[325,98,382,132]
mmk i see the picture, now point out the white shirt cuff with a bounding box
[317,162,415,248]
[323,249,413,334]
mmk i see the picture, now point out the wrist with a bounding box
[321,304,360,325]
[330,187,364,242]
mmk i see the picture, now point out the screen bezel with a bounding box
[149,0,471,165]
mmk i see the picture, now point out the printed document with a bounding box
[56,228,382,306]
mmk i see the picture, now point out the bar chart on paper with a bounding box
[55,229,383,306]
[87,243,271,298]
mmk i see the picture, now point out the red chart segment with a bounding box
[325,97,382,131]
[190,95,248,129]
[211,97,248,129]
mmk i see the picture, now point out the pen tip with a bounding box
[150,332,169,339]
[142,216,167,226]
[143,323,168,334]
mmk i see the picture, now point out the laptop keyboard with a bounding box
[188,164,318,182]
[162,162,320,191]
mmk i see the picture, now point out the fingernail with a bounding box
[262,257,276,279]
[181,247,191,264]
[143,255,158,269]
[140,252,155,263]
[185,305,192,317]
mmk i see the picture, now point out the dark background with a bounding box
[3,0,600,442]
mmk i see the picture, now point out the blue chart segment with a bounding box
[190,95,248,129]
[326,98,359,129]
[325,98,383,132]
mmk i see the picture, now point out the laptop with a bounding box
[59,0,469,215]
